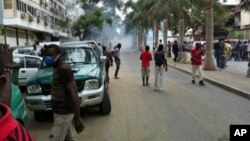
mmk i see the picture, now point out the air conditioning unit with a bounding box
[37,16,40,23]
[29,15,34,22]
[21,13,26,19]
[44,19,48,26]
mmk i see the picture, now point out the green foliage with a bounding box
[125,0,229,37]
[0,25,5,35]
[71,8,104,40]
[56,17,71,29]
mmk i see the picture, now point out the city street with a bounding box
[27,52,250,141]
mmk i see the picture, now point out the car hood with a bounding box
[28,64,100,84]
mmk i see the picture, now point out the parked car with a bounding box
[25,41,111,121]
[11,83,28,126]
[13,46,42,55]
[13,54,42,93]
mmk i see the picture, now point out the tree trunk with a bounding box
[203,0,216,70]
[142,27,147,46]
[178,18,184,62]
[153,21,159,45]
[163,19,168,52]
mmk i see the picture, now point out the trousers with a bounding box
[154,66,164,90]
[51,113,75,141]
[192,65,203,81]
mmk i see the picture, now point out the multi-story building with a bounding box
[0,0,68,46]
[220,0,250,39]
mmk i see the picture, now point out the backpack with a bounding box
[155,51,165,66]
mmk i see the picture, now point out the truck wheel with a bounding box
[99,88,111,115]
[34,111,44,121]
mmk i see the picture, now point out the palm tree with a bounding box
[203,0,216,70]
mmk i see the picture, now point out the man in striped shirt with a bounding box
[0,44,35,141]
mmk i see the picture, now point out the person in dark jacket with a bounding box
[112,43,121,79]
[172,40,179,62]
[154,44,167,91]
[102,46,113,83]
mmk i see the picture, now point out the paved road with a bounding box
[27,52,250,141]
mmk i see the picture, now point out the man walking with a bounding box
[191,43,205,86]
[102,46,113,83]
[167,41,172,58]
[113,43,121,79]
[0,44,35,141]
[44,44,84,141]
[154,44,167,91]
[172,40,179,62]
[140,45,152,86]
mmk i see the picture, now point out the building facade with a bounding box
[0,0,68,47]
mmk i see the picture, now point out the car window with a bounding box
[13,56,25,68]
[26,57,41,68]
[61,47,97,64]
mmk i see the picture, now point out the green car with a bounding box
[11,83,28,126]
[25,41,111,121]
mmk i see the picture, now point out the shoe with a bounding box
[199,80,205,86]
[146,83,150,86]
[192,80,195,84]
[114,76,119,79]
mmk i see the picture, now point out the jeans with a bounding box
[154,66,164,90]
[235,52,241,61]
[114,59,120,77]
[215,51,221,67]
[173,52,178,62]
[51,113,74,141]
[192,65,203,81]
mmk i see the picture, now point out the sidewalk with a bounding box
[167,58,250,99]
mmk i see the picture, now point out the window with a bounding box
[13,57,25,68]
[4,0,12,9]
[26,57,41,68]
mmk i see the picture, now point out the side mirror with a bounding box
[100,56,107,63]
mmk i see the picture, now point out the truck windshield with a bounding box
[61,47,97,64]
[41,47,97,68]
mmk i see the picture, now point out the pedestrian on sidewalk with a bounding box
[191,43,205,86]
[102,46,113,83]
[112,43,122,79]
[235,41,242,61]
[214,39,223,67]
[172,40,179,62]
[167,41,172,58]
[154,44,168,91]
[220,41,231,69]
[140,45,152,86]
[44,44,84,141]
[247,40,250,59]
[0,44,35,141]
[247,59,250,78]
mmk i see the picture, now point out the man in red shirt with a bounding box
[0,44,35,141]
[191,43,205,86]
[140,45,152,86]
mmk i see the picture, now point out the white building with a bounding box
[0,0,69,46]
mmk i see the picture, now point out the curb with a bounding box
[169,63,250,100]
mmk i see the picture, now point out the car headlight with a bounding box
[27,85,42,94]
[84,79,99,90]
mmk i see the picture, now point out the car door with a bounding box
[24,57,41,84]
[13,56,26,86]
